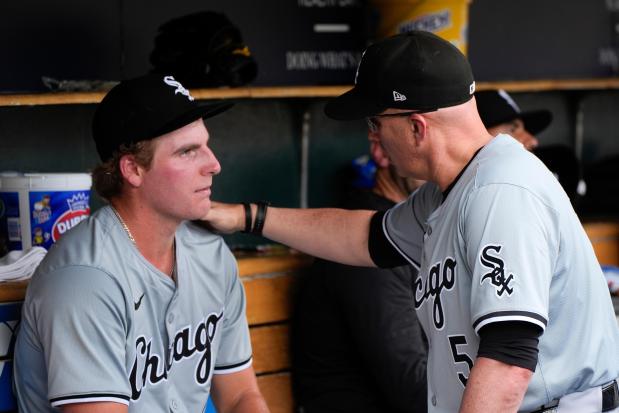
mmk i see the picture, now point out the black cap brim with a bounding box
[150,101,234,139]
[521,110,552,135]
[324,87,386,120]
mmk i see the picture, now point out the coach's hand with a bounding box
[202,201,246,234]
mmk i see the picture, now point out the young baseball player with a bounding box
[205,31,619,413]
[13,75,269,412]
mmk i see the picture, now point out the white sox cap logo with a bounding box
[498,89,520,113]
[354,50,366,85]
[163,75,195,101]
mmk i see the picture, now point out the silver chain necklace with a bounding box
[110,206,136,244]
[110,206,176,277]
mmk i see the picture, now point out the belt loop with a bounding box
[602,379,619,412]
[529,399,559,413]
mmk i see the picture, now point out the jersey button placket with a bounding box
[167,313,175,324]
[431,394,437,406]
[170,398,179,411]
[424,225,432,242]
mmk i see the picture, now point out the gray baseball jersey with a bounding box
[382,134,619,412]
[13,206,252,412]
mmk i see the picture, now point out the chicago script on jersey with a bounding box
[414,258,456,329]
[129,311,223,400]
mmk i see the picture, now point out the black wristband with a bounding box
[251,201,270,235]
[241,202,252,233]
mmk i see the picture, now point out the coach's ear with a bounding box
[409,114,428,146]
[119,154,144,188]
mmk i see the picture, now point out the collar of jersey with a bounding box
[442,145,485,202]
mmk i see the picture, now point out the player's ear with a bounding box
[119,154,144,187]
[409,114,428,146]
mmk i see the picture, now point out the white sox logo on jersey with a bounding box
[414,257,456,329]
[479,244,514,297]
[129,310,223,400]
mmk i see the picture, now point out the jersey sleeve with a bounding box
[461,184,560,334]
[378,182,442,269]
[26,265,130,407]
[213,253,252,374]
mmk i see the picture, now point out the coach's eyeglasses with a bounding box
[366,109,437,132]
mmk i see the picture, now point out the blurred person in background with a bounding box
[292,133,427,413]
[476,89,583,204]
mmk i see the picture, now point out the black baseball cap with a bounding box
[92,74,233,161]
[325,31,476,120]
[475,90,552,135]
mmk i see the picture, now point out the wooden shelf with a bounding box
[0,280,28,303]
[0,250,312,303]
[0,85,351,107]
[2,78,619,107]
[477,78,619,93]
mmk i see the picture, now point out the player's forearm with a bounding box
[211,368,270,413]
[459,357,532,413]
[262,207,376,266]
[204,202,376,266]
[61,402,128,413]
[224,390,270,413]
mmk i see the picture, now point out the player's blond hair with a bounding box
[91,140,155,201]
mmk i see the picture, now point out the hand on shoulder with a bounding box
[201,201,245,234]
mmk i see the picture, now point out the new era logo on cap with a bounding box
[393,91,407,101]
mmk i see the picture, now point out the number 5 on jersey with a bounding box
[448,335,474,387]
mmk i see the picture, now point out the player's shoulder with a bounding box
[176,221,241,296]
[467,134,571,216]
[27,261,121,307]
[475,134,557,190]
[34,206,119,278]
[27,217,121,303]
[177,220,229,250]
[28,207,128,304]
[177,220,236,264]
